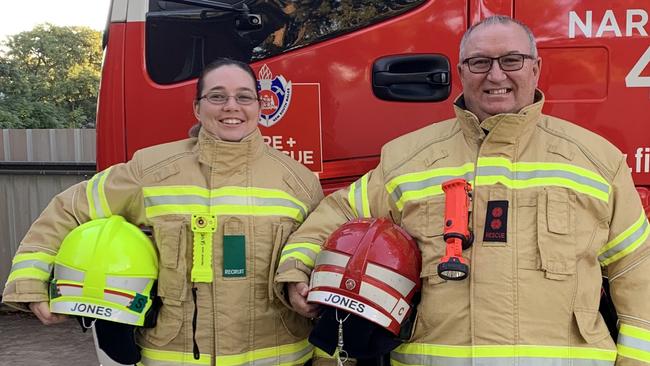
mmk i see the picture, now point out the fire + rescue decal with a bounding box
[258,64,292,127]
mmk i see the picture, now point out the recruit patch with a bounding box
[483,200,508,242]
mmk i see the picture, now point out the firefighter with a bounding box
[3,58,324,365]
[276,16,650,366]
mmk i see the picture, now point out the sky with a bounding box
[0,0,112,42]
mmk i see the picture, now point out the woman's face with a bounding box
[193,65,260,142]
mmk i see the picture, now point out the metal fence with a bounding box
[0,129,96,289]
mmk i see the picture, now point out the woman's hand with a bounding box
[287,282,319,319]
[29,301,68,325]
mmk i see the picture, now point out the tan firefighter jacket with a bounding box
[3,128,324,366]
[275,91,650,366]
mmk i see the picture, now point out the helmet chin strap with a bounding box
[81,317,96,329]
[335,309,351,366]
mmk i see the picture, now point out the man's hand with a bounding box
[29,301,67,325]
[287,282,319,318]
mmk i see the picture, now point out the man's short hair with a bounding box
[459,15,538,61]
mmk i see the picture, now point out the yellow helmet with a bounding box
[49,215,158,326]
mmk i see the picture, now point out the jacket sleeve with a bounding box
[2,159,143,311]
[600,157,650,365]
[274,163,395,290]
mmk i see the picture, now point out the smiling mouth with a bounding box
[220,118,244,126]
[484,88,512,95]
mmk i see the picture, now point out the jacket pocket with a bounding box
[268,219,297,302]
[537,188,576,280]
[153,219,188,301]
[574,309,611,344]
[142,301,184,347]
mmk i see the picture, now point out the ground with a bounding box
[0,304,98,365]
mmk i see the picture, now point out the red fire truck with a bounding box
[97,0,650,212]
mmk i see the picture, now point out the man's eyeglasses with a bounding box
[462,54,536,74]
[199,92,259,105]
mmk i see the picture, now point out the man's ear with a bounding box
[533,57,542,83]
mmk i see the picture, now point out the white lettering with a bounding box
[570,9,649,38]
[635,147,650,173]
[282,150,315,164]
[625,46,650,87]
[569,10,592,38]
[596,10,622,37]
[627,9,649,36]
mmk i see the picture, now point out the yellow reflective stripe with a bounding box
[140,347,211,365]
[143,186,308,212]
[618,324,650,362]
[476,157,610,203]
[279,242,321,268]
[86,167,113,219]
[143,186,307,221]
[348,174,371,218]
[599,212,650,266]
[217,339,313,366]
[8,252,55,282]
[392,343,617,364]
[385,163,475,210]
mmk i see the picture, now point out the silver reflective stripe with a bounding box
[599,219,649,263]
[619,333,650,352]
[314,250,350,268]
[365,262,415,297]
[104,292,131,306]
[476,166,610,195]
[56,284,82,296]
[353,180,364,218]
[390,172,475,203]
[145,195,207,207]
[243,343,314,366]
[144,195,307,218]
[281,247,318,263]
[105,276,151,293]
[139,357,189,366]
[54,264,85,282]
[311,271,344,289]
[359,281,398,314]
[307,290,392,327]
[390,353,615,366]
[91,170,108,218]
[11,260,52,274]
[50,301,140,324]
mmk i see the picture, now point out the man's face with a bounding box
[458,22,541,122]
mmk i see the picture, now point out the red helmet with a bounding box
[307,218,421,335]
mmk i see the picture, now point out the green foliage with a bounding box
[0,23,102,129]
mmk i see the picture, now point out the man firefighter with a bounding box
[275,15,650,365]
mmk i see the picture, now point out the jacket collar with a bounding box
[196,127,265,169]
[453,89,544,148]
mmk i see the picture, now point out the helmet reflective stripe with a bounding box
[106,276,152,293]
[54,264,85,282]
[358,281,399,315]
[308,290,392,328]
[314,250,350,268]
[365,262,416,297]
[310,271,344,289]
[56,283,83,296]
[50,300,141,324]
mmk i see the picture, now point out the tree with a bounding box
[0,23,102,128]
